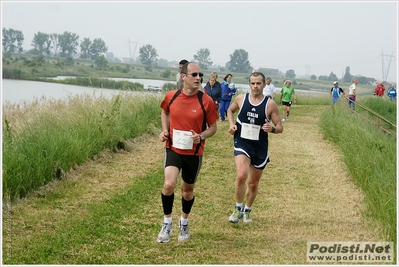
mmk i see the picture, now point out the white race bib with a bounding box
[240,123,260,140]
[172,129,193,150]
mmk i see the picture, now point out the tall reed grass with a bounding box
[319,100,396,243]
[2,93,162,200]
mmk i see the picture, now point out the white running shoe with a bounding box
[157,223,173,243]
[243,209,253,223]
[228,207,243,224]
[178,222,190,242]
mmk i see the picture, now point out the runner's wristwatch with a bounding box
[271,127,276,133]
[200,133,205,140]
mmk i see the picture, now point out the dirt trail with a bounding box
[7,105,382,264]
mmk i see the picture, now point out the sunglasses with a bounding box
[186,72,204,78]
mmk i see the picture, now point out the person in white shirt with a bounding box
[348,78,358,110]
[176,59,188,90]
[262,77,276,100]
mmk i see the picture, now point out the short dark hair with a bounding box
[179,59,188,65]
[224,73,232,81]
[180,61,191,74]
[249,72,266,83]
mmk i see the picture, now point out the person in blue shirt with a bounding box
[387,84,397,101]
[204,73,222,112]
[330,81,345,113]
[220,73,237,121]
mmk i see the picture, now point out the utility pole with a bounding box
[305,64,310,78]
[127,39,139,64]
[378,50,395,82]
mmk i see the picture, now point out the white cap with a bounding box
[333,81,338,85]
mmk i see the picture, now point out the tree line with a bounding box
[2,27,363,82]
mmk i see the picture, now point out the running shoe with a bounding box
[157,222,173,243]
[228,207,243,224]
[178,222,190,242]
[243,209,253,223]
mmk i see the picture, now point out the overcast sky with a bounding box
[2,1,398,82]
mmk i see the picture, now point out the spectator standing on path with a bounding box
[330,81,345,113]
[176,59,188,90]
[279,80,296,121]
[226,71,283,224]
[262,77,277,100]
[348,78,358,110]
[204,73,222,112]
[157,62,219,243]
[374,81,386,97]
[387,84,397,101]
[205,72,221,87]
[220,74,237,121]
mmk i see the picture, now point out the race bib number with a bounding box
[172,129,193,150]
[240,123,260,141]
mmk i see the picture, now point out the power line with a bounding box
[127,39,139,64]
[378,50,395,82]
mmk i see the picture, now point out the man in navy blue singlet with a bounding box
[226,71,284,224]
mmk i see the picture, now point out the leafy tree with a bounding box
[89,38,108,60]
[328,71,338,81]
[193,48,213,70]
[31,32,51,55]
[158,58,169,67]
[139,44,158,66]
[228,49,252,73]
[2,28,24,53]
[94,55,108,69]
[310,75,317,80]
[318,75,328,81]
[80,38,91,59]
[49,33,59,56]
[105,52,115,62]
[58,31,79,57]
[342,66,353,83]
[285,69,296,78]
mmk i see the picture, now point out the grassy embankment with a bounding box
[2,90,396,264]
[319,97,396,246]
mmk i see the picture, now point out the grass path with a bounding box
[2,105,382,264]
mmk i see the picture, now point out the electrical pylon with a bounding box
[378,50,395,82]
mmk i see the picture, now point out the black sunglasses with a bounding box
[186,72,204,78]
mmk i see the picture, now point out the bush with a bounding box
[160,68,171,78]
[162,82,177,92]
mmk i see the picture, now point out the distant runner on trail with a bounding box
[280,80,296,121]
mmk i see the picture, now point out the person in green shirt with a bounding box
[279,80,296,121]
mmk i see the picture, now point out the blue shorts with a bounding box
[233,145,270,170]
[331,98,340,104]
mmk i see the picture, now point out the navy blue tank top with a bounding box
[234,93,270,151]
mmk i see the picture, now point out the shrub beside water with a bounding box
[319,101,396,243]
[2,93,162,200]
[37,77,145,91]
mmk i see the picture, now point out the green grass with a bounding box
[2,91,396,264]
[2,93,162,200]
[319,98,396,244]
